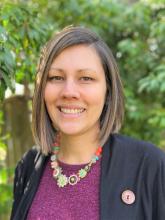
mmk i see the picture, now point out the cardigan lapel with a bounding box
[100,135,113,219]
[100,134,138,220]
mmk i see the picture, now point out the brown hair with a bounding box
[32,26,124,155]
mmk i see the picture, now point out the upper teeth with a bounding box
[60,108,84,114]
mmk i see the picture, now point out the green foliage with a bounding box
[0,1,54,100]
[0,170,13,215]
[0,109,13,216]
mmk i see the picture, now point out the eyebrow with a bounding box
[49,67,96,73]
[49,68,64,73]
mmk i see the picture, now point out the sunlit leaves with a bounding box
[0,1,53,98]
[138,65,165,93]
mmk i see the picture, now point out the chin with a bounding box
[58,126,84,136]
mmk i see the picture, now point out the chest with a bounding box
[26,160,101,220]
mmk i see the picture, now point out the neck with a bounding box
[58,131,100,165]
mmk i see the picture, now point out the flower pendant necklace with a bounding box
[50,141,102,188]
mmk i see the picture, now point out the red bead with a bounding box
[98,146,102,152]
[96,151,100,156]
[53,142,59,146]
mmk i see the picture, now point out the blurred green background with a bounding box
[0,0,165,219]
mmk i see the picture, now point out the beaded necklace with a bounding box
[50,139,102,188]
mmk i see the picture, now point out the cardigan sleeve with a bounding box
[10,159,26,220]
[152,153,165,219]
[144,143,165,220]
[10,148,40,220]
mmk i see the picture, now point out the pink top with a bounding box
[27,157,101,220]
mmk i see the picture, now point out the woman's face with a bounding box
[44,44,107,137]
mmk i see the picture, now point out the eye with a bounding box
[80,76,94,81]
[47,76,64,81]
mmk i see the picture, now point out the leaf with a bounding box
[0,68,14,91]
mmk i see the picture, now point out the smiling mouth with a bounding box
[59,107,85,114]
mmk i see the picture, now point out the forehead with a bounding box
[50,44,103,71]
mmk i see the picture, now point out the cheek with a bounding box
[87,87,106,111]
[44,84,56,103]
[96,83,107,107]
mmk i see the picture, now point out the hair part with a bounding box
[32,26,124,155]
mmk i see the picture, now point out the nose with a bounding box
[60,79,80,99]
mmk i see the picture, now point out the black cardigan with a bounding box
[10,134,165,220]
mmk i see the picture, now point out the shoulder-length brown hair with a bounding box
[32,26,124,155]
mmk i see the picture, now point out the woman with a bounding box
[11,26,165,220]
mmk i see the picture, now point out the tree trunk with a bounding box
[3,95,34,168]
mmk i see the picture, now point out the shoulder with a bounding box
[13,146,47,199]
[110,133,165,169]
[14,146,43,183]
[17,146,41,169]
[21,146,42,164]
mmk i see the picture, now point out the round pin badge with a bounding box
[121,189,135,205]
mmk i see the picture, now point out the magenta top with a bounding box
[26,157,101,220]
